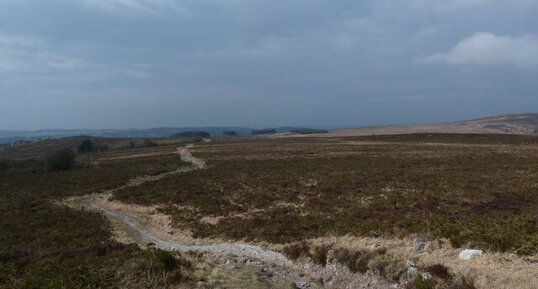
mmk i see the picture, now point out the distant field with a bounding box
[0,136,194,160]
[113,134,538,255]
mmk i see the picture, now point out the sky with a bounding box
[1,0,537,130]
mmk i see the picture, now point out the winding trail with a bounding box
[68,141,316,288]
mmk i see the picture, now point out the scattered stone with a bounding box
[407,266,418,279]
[294,281,311,289]
[405,260,415,268]
[421,272,433,280]
[261,267,274,277]
[459,249,483,260]
[413,238,428,253]
[405,259,418,279]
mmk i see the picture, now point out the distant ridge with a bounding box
[2,113,537,144]
[0,126,324,144]
[307,113,538,137]
[0,127,251,144]
[458,113,538,134]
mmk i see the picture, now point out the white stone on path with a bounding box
[459,249,483,260]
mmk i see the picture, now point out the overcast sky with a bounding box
[1,0,537,130]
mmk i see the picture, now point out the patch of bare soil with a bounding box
[95,193,198,244]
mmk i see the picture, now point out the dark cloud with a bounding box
[1,0,537,129]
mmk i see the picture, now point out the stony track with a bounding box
[71,142,317,288]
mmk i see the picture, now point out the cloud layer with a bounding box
[0,0,537,129]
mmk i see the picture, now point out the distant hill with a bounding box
[2,113,536,144]
[0,126,332,144]
[0,127,253,144]
[294,113,538,137]
[458,113,538,134]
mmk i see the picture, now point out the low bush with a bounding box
[0,159,9,171]
[143,139,158,148]
[172,131,210,138]
[333,247,379,273]
[290,128,329,134]
[407,275,437,289]
[447,277,477,289]
[78,139,95,153]
[312,244,331,265]
[45,148,76,172]
[251,128,276,135]
[424,264,452,281]
[283,241,311,260]
[0,159,45,175]
[223,130,238,136]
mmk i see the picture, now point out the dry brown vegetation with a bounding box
[114,134,538,256]
[3,133,538,289]
[0,143,199,288]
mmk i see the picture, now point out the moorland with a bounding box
[1,133,537,289]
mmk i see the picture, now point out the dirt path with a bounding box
[67,142,317,288]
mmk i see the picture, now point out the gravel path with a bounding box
[74,142,316,288]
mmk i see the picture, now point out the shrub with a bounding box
[424,264,452,281]
[331,247,387,274]
[290,128,329,134]
[312,244,331,265]
[0,159,45,175]
[78,139,95,153]
[172,131,210,138]
[447,277,477,289]
[407,275,437,289]
[283,241,311,260]
[333,248,370,273]
[143,139,158,148]
[223,130,238,136]
[0,159,9,171]
[96,144,109,151]
[46,148,76,172]
[251,129,276,135]
[155,250,186,271]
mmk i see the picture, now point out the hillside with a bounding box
[315,113,538,137]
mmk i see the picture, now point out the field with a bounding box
[114,135,538,254]
[1,134,537,289]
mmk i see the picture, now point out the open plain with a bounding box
[1,134,538,289]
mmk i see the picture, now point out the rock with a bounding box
[261,267,274,277]
[413,238,428,253]
[406,259,418,279]
[459,249,483,260]
[407,266,418,279]
[405,260,415,268]
[294,281,311,289]
[421,272,433,280]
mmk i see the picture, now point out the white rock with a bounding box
[413,238,427,253]
[407,266,418,279]
[405,259,415,268]
[459,249,483,260]
[421,272,433,280]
